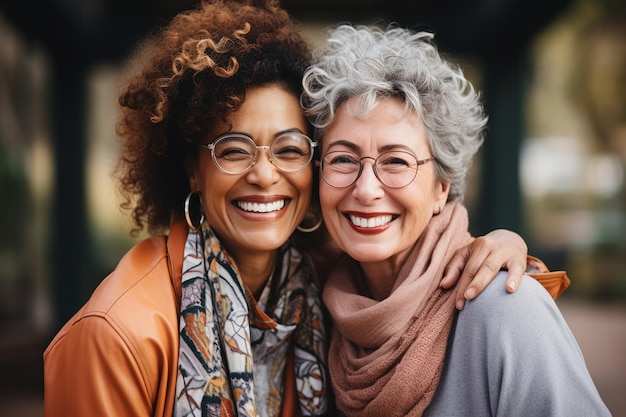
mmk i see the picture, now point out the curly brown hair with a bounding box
[114,0,312,236]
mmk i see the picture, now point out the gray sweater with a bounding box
[425,271,612,417]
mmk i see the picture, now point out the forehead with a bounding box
[323,97,427,152]
[212,84,308,141]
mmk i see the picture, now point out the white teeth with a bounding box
[237,200,286,213]
[349,214,393,228]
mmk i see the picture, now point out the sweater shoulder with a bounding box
[459,270,555,325]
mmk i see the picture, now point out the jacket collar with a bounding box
[167,218,188,310]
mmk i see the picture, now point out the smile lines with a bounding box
[348,214,393,228]
[236,199,286,213]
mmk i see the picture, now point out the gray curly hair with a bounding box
[301,24,487,202]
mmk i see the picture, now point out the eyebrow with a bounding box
[275,128,307,138]
[325,139,417,154]
[219,127,305,141]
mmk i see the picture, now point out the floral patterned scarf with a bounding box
[174,222,329,416]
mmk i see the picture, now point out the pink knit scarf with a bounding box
[323,202,472,417]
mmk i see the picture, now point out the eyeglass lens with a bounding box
[210,133,314,174]
[321,150,420,188]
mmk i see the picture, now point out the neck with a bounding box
[359,252,409,300]
[230,249,277,299]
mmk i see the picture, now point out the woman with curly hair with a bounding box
[43,1,554,416]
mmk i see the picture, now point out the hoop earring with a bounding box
[184,191,205,231]
[297,216,323,233]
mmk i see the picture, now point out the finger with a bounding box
[441,247,470,289]
[462,259,501,300]
[450,243,491,310]
[455,271,475,310]
[461,233,527,298]
[504,260,526,293]
[454,257,493,310]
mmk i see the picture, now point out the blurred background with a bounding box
[1,0,625,415]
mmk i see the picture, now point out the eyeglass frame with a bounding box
[318,150,435,188]
[199,131,318,175]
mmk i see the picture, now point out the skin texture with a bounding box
[189,84,312,296]
[319,96,528,306]
[114,0,313,238]
[320,97,449,300]
[442,229,528,307]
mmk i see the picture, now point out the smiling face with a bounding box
[319,97,450,273]
[189,84,312,262]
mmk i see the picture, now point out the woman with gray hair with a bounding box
[303,24,609,416]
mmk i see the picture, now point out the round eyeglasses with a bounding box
[200,132,317,175]
[320,150,435,188]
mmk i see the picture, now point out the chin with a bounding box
[252,232,293,250]
[342,245,392,263]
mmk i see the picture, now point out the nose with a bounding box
[352,157,384,204]
[245,147,280,187]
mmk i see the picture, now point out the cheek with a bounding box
[301,168,314,199]
[400,183,437,225]
[192,154,217,187]
[318,182,331,210]
[319,183,342,220]
[292,168,314,211]
[195,162,232,209]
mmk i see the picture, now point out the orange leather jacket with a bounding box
[43,219,301,417]
[525,255,570,299]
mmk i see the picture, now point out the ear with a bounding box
[433,180,451,215]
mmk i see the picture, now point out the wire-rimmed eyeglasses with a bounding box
[200,131,317,175]
[319,150,435,188]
